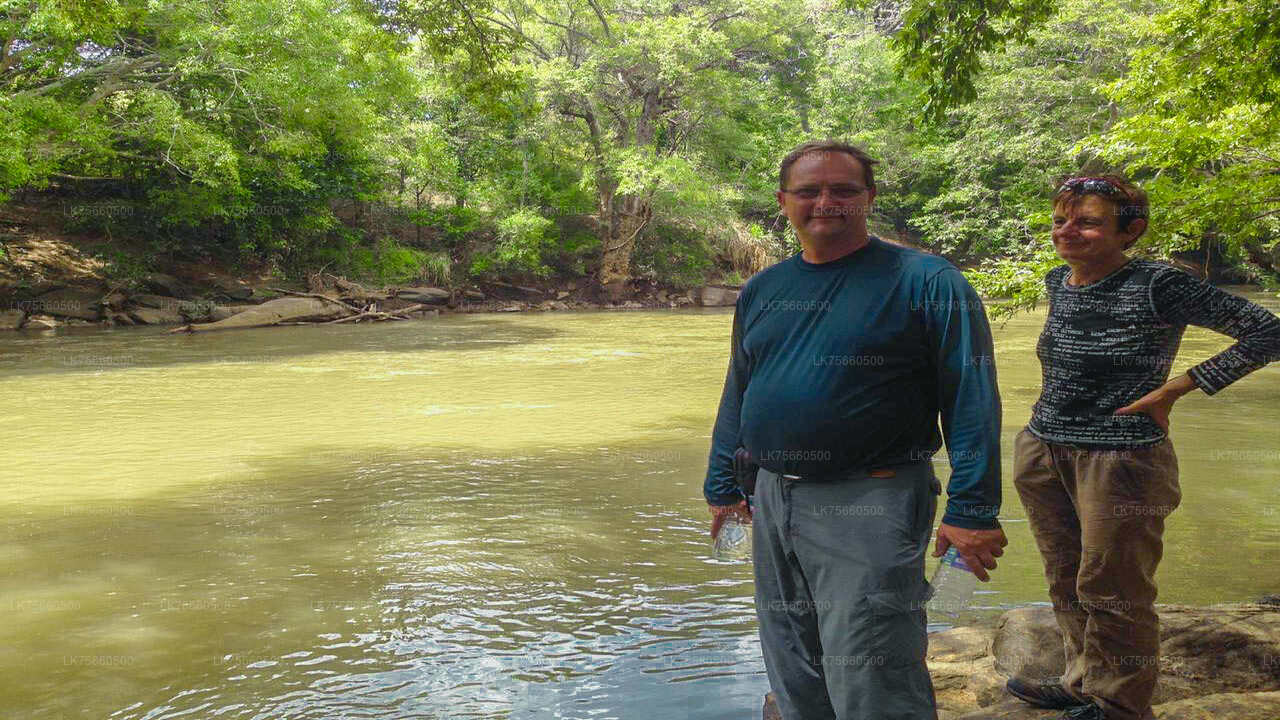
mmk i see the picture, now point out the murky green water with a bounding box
[2,296,1278,719]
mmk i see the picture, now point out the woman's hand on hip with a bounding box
[1114,373,1199,432]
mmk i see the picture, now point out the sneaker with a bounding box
[1061,703,1107,720]
[1005,676,1086,710]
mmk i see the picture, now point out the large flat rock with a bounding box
[181,296,346,331]
[32,288,102,320]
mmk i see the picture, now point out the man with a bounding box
[704,140,1008,719]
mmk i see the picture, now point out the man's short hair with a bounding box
[779,141,879,191]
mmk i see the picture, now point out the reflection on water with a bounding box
[1,298,1277,718]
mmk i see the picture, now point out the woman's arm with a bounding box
[1117,269,1280,430]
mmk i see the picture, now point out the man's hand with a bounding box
[708,499,752,540]
[933,523,1008,582]
[1114,373,1198,432]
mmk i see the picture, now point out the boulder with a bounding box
[1153,690,1280,719]
[179,296,347,332]
[992,606,1065,681]
[177,299,219,322]
[141,272,192,298]
[380,297,424,312]
[131,294,184,311]
[23,314,58,329]
[698,286,739,306]
[992,604,1280,695]
[762,605,1280,719]
[556,290,570,300]
[128,306,185,325]
[103,291,128,310]
[211,277,253,301]
[0,308,25,330]
[206,304,257,322]
[763,692,781,720]
[395,286,451,305]
[463,289,485,302]
[953,697,1057,719]
[33,288,102,320]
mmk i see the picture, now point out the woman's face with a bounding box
[1050,194,1144,265]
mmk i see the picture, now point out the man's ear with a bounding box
[776,190,786,212]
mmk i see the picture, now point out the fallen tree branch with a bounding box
[265,287,363,314]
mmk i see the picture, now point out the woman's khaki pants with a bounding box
[1013,428,1181,720]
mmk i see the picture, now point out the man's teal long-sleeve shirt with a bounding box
[703,237,1002,530]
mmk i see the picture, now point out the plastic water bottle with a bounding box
[927,547,976,618]
[711,515,752,562]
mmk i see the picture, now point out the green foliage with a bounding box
[4,0,1278,296]
[633,221,715,290]
[964,245,1062,319]
[470,208,556,278]
[90,246,153,289]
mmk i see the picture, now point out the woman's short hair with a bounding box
[779,141,879,191]
[1052,174,1149,245]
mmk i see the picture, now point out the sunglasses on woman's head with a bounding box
[1057,177,1125,196]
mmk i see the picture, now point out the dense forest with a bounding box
[2,0,1278,306]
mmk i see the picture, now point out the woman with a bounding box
[1005,176,1280,720]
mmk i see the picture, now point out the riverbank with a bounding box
[0,265,743,332]
[762,601,1280,720]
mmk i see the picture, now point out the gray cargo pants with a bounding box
[753,462,940,720]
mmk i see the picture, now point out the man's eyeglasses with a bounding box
[1057,177,1125,197]
[781,185,867,200]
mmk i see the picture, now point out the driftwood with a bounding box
[264,287,364,315]
[322,303,426,324]
[169,294,430,333]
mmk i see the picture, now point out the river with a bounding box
[2,296,1277,719]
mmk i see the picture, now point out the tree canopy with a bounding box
[2,0,1277,300]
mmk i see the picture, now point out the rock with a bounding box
[673,296,694,307]
[103,291,128,310]
[22,314,58,329]
[992,606,1065,682]
[463,289,485,302]
[381,297,424,312]
[211,277,253,301]
[1153,690,1280,719]
[180,296,347,332]
[177,299,219,322]
[601,280,628,303]
[497,303,525,312]
[954,697,1058,719]
[556,290,570,300]
[1157,604,1280,692]
[141,272,192,298]
[128,306,185,325]
[763,692,781,720]
[656,290,669,303]
[550,301,570,311]
[131,294,184,311]
[0,308,25,330]
[486,281,543,300]
[697,286,739,306]
[929,627,1001,715]
[33,288,103,320]
[619,300,644,309]
[985,604,1280,711]
[395,286,451,305]
[205,304,258,322]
